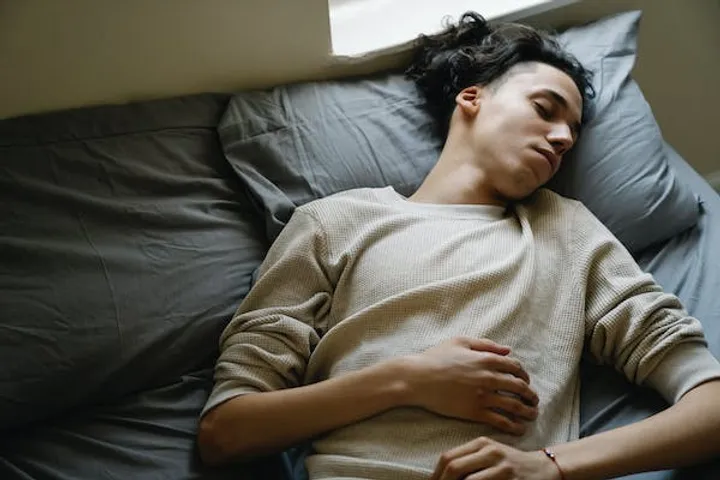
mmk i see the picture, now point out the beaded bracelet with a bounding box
[541,448,566,480]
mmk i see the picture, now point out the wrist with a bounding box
[540,448,566,480]
[380,355,420,407]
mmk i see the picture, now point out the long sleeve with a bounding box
[201,209,335,417]
[574,204,720,404]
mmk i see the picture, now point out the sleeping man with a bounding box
[197,12,720,480]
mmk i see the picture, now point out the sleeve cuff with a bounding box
[644,342,720,404]
[200,382,259,419]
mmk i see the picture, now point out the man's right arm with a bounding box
[199,337,540,465]
[198,355,410,464]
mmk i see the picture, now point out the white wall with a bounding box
[1,0,718,176]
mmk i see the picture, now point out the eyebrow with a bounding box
[540,88,581,139]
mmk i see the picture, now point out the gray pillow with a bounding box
[219,10,699,252]
[547,11,700,252]
[0,94,267,429]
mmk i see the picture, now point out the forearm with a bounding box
[551,380,720,480]
[198,357,410,464]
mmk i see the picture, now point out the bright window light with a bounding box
[329,0,580,58]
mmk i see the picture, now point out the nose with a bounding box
[547,122,574,156]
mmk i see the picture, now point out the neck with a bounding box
[410,143,506,207]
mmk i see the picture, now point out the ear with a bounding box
[455,86,483,118]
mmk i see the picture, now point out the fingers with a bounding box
[453,337,532,385]
[460,337,511,356]
[465,465,512,480]
[475,409,528,436]
[435,450,495,480]
[480,354,530,384]
[456,338,532,386]
[484,392,538,422]
[484,374,539,407]
[431,437,493,480]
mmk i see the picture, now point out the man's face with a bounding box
[459,62,583,201]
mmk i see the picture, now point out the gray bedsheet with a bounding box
[0,370,289,480]
[0,95,279,479]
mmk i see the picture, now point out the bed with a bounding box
[1,10,719,480]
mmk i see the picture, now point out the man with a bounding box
[198,12,720,480]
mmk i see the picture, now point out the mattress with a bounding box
[0,92,717,479]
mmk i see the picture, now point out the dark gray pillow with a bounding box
[0,94,267,429]
[219,11,699,251]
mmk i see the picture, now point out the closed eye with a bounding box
[533,101,552,120]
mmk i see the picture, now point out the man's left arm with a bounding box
[431,380,720,480]
[557,205,720,478]
[547,378,720,479]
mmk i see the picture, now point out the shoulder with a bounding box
[296,187,396,223]
[286,187,397,263]
[530,191,631,259]
[517,188,621,252]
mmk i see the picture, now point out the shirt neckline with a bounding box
[377,186,507,221]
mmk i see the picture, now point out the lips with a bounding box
[534,147,558,173]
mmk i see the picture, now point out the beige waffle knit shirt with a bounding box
[203,186,720,480]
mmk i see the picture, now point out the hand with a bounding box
[431,437,561,480]
[405,337,539,435]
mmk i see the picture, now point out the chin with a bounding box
[501,177,542,202]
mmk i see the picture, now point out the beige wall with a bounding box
[0,0,334,117]
[1,0,718,175]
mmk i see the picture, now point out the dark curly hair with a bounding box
[406,12,595,135]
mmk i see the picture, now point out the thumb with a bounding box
[462,337,511,355]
